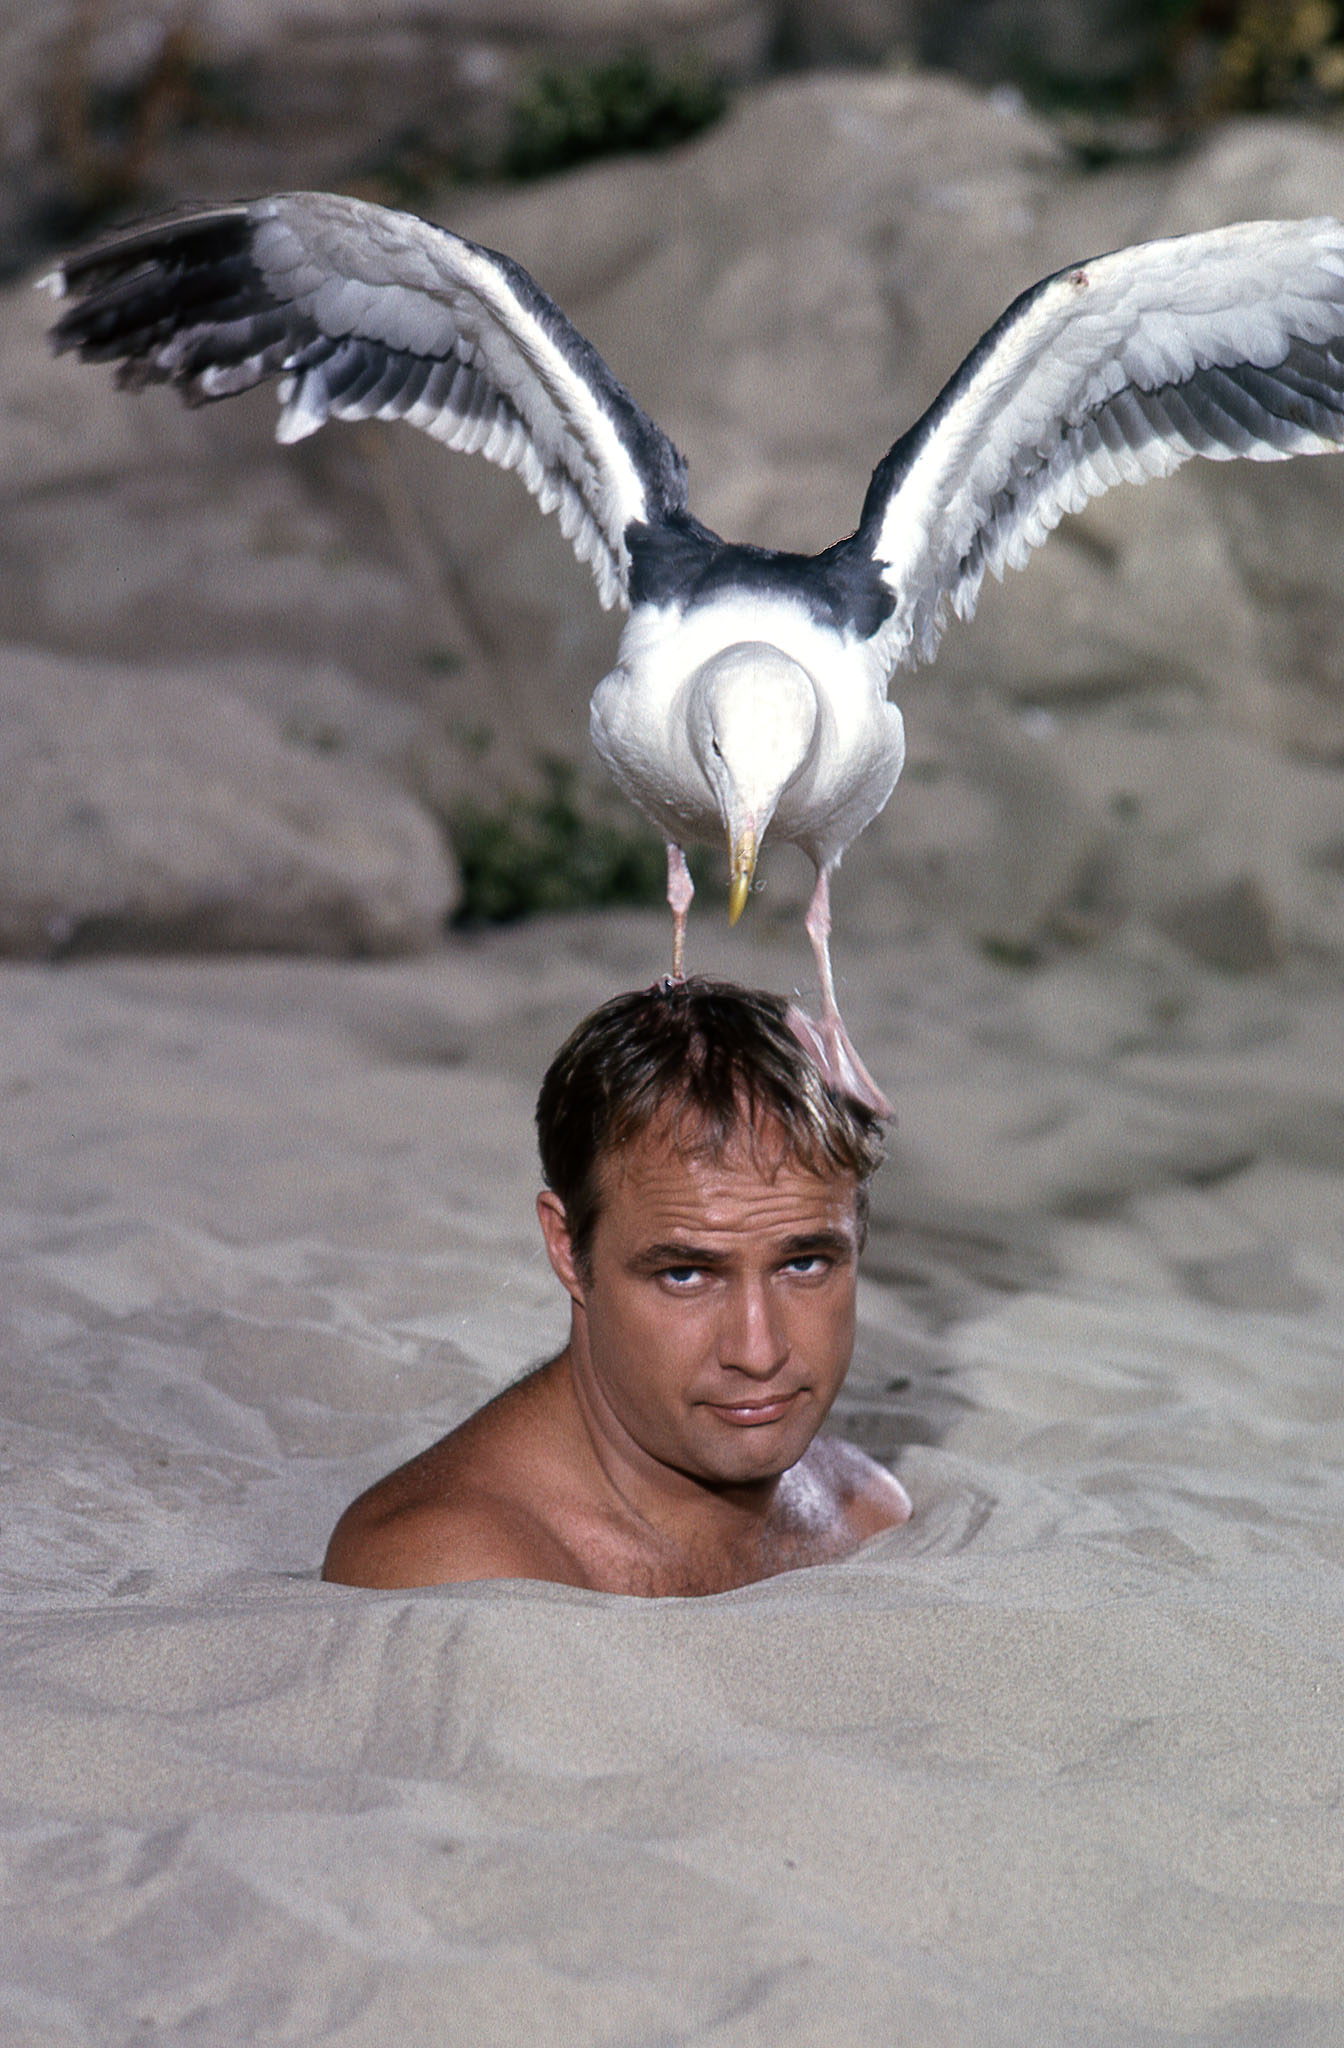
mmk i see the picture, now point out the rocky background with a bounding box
[3,0,1344,986]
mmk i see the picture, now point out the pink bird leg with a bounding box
[785,867,893,1118]
[666,842,695,981]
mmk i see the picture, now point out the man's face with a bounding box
[540,1113,861,1490]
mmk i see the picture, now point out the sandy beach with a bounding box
[2,906,1341,2045]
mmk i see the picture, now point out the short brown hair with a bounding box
[536,977,885,1273]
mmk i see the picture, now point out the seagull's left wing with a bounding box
[47,192,691,610]
[850,217,1344,668]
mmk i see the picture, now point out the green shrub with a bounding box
[447,755,713,926]
[504,51,728,180]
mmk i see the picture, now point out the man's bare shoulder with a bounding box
[322,1365,583,1591]
[802,1433,913,1542]
[322,1493,575,1591]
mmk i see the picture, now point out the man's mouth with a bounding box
[703,1391,801,1426]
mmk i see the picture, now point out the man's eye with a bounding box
[783,1255,830,1277]
[659,1265,703,1287]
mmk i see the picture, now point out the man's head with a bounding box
[535,978,885,1491]
[535,977,885,1280]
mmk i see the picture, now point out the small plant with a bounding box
[351,52,729,212]
[1197,0,1344,110]
[990,0,1344,158]
[447,755,711,926]
[503,51,728,181]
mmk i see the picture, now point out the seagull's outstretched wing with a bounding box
[851,217,1344,668]
[47,192,690,610]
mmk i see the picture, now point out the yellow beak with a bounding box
[727,826,757,926]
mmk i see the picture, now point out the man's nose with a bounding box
[718,1278,789,1378]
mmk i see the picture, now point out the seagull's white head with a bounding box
[687,641,819,924]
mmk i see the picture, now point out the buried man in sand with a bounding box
[323,978,911,1597]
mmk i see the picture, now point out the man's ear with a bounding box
[536,1191,587,1304]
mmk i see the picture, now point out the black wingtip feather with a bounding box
[49,210,265,371]
[47,207,322,409]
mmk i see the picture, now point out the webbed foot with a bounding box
[785,1002,893,1119]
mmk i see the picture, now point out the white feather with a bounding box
[865,218,1344,671]
[242,193,682,605]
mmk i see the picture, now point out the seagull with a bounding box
[45,196,1344,1113]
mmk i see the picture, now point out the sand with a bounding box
[1,909,1341,2046]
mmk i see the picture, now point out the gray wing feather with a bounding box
[856,218,1344,668]
[49,192,690,610]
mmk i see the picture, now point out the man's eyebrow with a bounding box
[631,1240,727,1271]
[631,1228,856,1271]
[778,1229,856,1259]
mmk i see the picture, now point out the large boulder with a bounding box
[0,647,458,956]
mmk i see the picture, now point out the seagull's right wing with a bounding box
[851,217,1344,668]
[47,192,691,610]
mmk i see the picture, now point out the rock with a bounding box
[0,0,772,275]
[0,647,458,956]
[773,0,921,69]
[919,0,1165,97]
